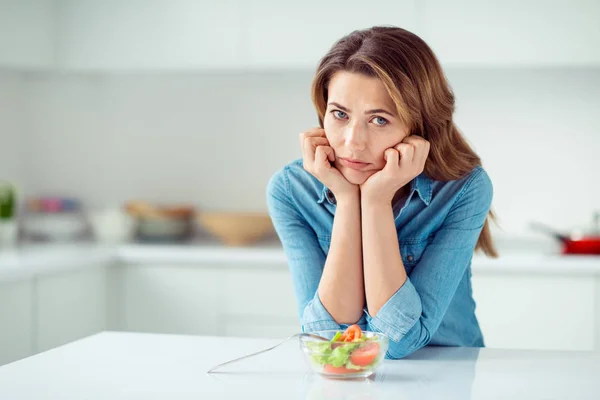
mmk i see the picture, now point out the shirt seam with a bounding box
[400,235,433,245]
[452,166,484,206]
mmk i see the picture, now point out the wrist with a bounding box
[334,186,360,204]
[360,190,393,207]
[361,195,393,210]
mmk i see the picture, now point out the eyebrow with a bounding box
[328,102,396,117]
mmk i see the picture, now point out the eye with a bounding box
[372,116,388,126]
[331,110,348,120]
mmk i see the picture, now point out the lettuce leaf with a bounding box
[345,360,363,370]
[306,329,377,370]
[306,335,361,367]
[327,343,360,367]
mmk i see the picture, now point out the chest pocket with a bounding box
[399,239,429,275]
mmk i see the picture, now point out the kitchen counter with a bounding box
[0,331,598,399]
[0,243,114,283]
[1,241,600,283]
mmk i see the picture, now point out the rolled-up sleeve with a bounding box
[303,291,367,332]
[366,168,493,359]
[266,167,366,332]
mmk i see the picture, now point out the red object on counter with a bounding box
[561,237,600,255]
[531,221,600,256]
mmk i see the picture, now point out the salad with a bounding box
[306,325,381,374]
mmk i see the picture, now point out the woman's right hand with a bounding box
[300,127,358,200]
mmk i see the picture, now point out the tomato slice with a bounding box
[349,342,380,366]
[342,324,362,342]
[323,364,361,374]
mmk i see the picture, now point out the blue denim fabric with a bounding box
[266,158,492,359]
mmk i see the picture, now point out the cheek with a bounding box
[372,133,408,167]
[323,114,335,133]
[323,120,342,146]
[371,143,391,167]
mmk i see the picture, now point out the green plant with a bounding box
[0,183,15,220]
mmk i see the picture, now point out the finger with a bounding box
[299,128,327,152]
[303,137,329,164]
[383,148,400,170]
[419,140,431,165]
[315,146,334,171]
[324,145,335,162]
[395,143,415,164]
[405,136,430,165]
[403,136,429,154]
[401,135,422,146]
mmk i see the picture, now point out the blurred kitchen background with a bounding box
[1,0,599,366]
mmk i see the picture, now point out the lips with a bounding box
[339,157,370,171]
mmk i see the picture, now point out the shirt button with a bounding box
[407,255,414,262]
[326,190,336,204]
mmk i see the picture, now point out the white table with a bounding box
[0,331,598,399]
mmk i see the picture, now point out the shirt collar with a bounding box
[317,173,432,206]
[411,172,432,206]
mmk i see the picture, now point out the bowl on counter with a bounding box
[196,211,275,246]
[125,201,195,243]
[299,330,388,379]
[20,196,89,242]
[89,207,135,244]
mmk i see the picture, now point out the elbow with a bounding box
[386,342,428,360]
[386,337,431,360]
[332,311,365,326]
[319,295,364,325]
[379,322,433,360]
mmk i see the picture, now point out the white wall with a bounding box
[0,0,56,69]
[449,68,600,236]
[16,68,600,236]
[22,71,314,211]
[0,71,26,188]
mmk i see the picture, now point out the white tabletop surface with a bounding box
[0,331,598,400]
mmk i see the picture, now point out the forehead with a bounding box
[327,71,396,111]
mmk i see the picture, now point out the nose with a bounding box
[344,121,367,152]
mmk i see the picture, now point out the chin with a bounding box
[340,169,373,186]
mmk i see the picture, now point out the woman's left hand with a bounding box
[360,135,430,205]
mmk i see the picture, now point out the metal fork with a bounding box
[206,332,329,373]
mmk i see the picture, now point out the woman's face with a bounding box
[323,71,410,185]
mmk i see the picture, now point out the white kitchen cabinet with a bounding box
[57,0,421,71]
[119,265,221,336]
[422,0,600,67]
[222,268,297,319]
[35,266,107,353]
[472,273,596,351]
[2,0,599,72]
[0,0,56,69]
[57,0,243,71]
[238,0,421,69]
[222,267,300,338]
[223,317,300,339]
[16,0,598,71]
[115,264,300,338]
[0,280,34,366]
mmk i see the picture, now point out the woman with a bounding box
[266,26,497,359]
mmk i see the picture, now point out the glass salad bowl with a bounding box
[299,325,389,379]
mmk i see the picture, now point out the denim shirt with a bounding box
[266,158,493,359]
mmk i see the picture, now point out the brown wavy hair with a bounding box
[310,26,498,257]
